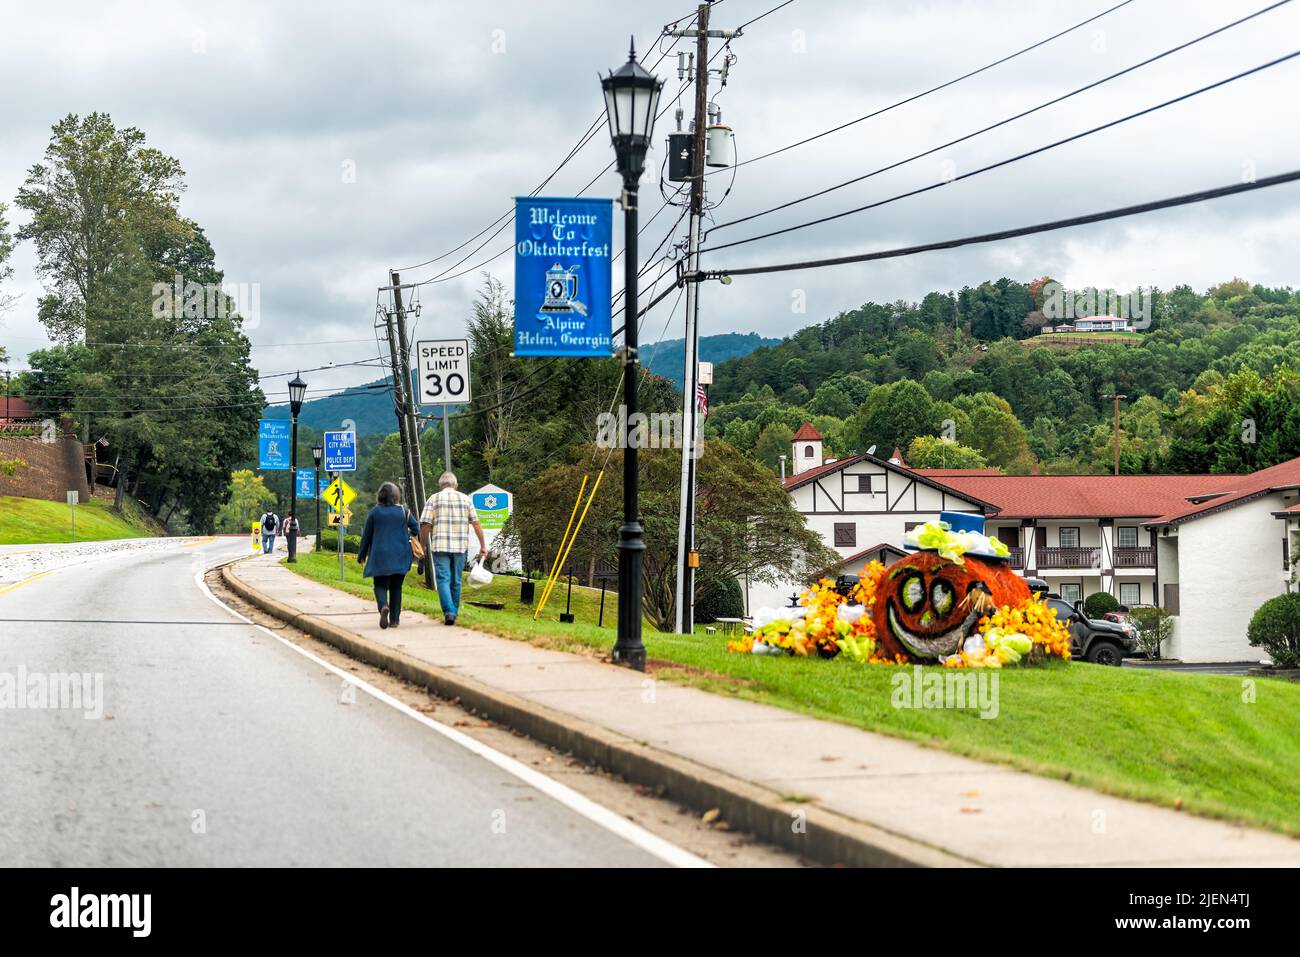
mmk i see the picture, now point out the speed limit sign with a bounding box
[415,338,472,406]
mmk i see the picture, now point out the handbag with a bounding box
[406,508,426,561]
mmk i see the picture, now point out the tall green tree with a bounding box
[15,114,261,531]
[213,469,276,533]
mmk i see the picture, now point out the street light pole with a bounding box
[603,40,663,672]
[312,442,323,552]
[287,373,307,563]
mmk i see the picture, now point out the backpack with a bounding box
[264,512,278,533]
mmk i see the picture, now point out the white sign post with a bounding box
[67,490,79,539]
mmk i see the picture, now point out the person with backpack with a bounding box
[260,510,279,554]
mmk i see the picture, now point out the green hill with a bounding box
[265,333,779,434]
[0,495,161,545]
[641,332,782,390]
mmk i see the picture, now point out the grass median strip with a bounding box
[286,550,1300,836]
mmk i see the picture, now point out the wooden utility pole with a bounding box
[1106,393,1127,475]
[388,271,435,588]
[381,282,418,512]
[674,2,712,635]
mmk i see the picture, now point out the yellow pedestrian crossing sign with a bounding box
[322,477,356,512]
[326,507,354,528]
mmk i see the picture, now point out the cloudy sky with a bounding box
[1,0,1298,400]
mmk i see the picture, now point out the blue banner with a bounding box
[514,196,613,357]
[258,419,291,471]
[296,468,318,500]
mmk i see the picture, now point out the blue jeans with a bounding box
[432,551,466,617]
[262,533,276,554]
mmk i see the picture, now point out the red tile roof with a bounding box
[915,468,1003,477]
[0,396,36,420]
[1145,455,1300,525]
[790,421,821,442]
[791,421,823,442]
[934,473,1245,519]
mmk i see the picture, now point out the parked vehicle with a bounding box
[1045,595,1137,666]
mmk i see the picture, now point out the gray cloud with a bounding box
[2,0,1298,396]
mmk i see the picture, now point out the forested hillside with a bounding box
[707,277,1300,475]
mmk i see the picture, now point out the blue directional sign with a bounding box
[514,196,613,357]
[296,467,319,499]
[258,419,292,471]
[322,430,357,472]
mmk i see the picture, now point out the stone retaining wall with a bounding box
[0,435,91,502]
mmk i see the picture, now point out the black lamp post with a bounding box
[311,441,323,551]
[602,39,663,671]
[286,372,307,563]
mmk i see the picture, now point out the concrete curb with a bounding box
[221,560,977,868]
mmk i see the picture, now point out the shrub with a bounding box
[1131,606,1174,659]
[1247,593,1300,668]
[1083,591,1119,619]
[316,532,363,554]
[694,574,744,623]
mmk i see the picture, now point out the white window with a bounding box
[1119,583,1140,608]
[1117,526,1138,548]
[1060,583,1082,603]
[1059,527,1080,548]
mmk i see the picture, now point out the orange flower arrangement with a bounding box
[724,558,1068,669]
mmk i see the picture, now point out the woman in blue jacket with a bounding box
[356,481,421,629]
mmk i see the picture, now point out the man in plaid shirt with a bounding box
[419,471,488,626]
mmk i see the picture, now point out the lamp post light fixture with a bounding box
[311,441,323,551]
[602,39,663,671]
[286,372,307,563]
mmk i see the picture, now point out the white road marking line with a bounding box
[194,558,712,869]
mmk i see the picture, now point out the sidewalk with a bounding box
[225,553,1300,867]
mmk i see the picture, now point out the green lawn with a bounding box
[288,551,1300,835]
[0,495,156,545]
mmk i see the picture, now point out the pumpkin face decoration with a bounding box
[872,551,1030,662]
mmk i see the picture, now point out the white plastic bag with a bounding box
[468,558,493,587]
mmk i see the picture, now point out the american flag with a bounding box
[695,384,708,415]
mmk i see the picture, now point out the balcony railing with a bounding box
[1113,546,1155,568]
[1006,547,1025,568]
[1037,546,1100,569]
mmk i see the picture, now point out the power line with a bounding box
[400,12,700,283]
[709,0,1138,177]
[699,168,1300,279]
[737,0,793,29]
[709,0,1293,237]
[703,49,1300,253]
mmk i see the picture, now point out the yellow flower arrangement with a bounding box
[724,561,1068,670]
[941,594,1073,668]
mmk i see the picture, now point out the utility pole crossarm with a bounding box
[666,29,742,38]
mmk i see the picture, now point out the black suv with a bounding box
[1044,595,1137,666]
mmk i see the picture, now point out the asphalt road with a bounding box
[0,538,678,866]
